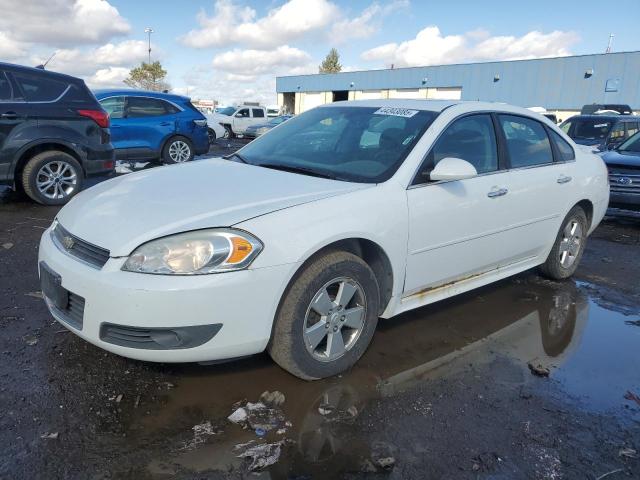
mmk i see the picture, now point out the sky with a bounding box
[0,0,638,106]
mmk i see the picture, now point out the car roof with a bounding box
[0,61,83,83]
[93,89,190,102]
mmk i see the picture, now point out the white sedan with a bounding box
[38,100,609,380]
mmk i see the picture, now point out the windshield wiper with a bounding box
[258,162,339,180]
[223,152,248,163]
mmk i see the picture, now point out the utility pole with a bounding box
[606,33,614,54]
[144,27,154,63]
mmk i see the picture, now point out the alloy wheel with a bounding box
[36,161,78,200]
[168,140,191,163]
[303,277,367,362]
[559,218,583,268]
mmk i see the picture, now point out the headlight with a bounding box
[122,229,263,275]
[257,127,269,134]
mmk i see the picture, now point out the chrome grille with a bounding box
[608,172,640,194]
[51,222,110,269]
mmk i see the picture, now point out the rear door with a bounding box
[98,96,127,159]
[497,114,574,260]
[0,70,23,181]
[122,96,180,160]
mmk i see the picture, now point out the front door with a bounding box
[405,113,515,294]
[233,108,251,134]
[0,70,31,182]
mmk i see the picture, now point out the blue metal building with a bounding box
[276,51,640,115]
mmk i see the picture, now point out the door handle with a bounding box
[1,112,18,119]
[487,187,508,198]
[557,175,572,184]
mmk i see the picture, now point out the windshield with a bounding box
[618,132,640,153]
[216,106,236,116]
[562,119,612,140]
[236,106,438,183]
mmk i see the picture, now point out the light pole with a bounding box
[144,27,154,63]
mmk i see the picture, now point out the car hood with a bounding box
[601,150,640,168]
[57,159,369,257]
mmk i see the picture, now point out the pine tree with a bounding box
[124,61,171,92]
[319,48,342,74]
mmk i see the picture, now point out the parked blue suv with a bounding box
[94,90,209,164]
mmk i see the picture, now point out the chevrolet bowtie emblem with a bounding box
[62,236,75,250]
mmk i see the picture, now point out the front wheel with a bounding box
[207,128,216,145]
[162,136,194,164]
[222,125,233,139]
[268,251,380,380]
[539,206,588,280]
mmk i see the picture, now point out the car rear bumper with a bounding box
[83,144,116,177]
[38,225,296,363]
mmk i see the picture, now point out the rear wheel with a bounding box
[539,206,588,280]
[21,151,83,205]
[268,251,380,380]
[162,136,194,164]
[207,128,216,145]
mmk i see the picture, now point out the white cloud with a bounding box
[182,0,398,49]
[212,46,312,75]
[331,0,409,44]
[0,31,27,59]
[0,0,130,47]
[87,67,131,88]
[361,26,579,67]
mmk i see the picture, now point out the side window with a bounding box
[236,108,250,118]
[12,72,68,102]
[608,123,625,141]
[499,115,553,168]
[126,97,175,118]
[420,114,498,181]
[549,130,575,161]
[99,96,125,119]
[0,72,13,102]
[252,108,265,118]
[627,122,640,138]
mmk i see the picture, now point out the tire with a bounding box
[539,206,588,280]
[222,125,233,139]
[21,151,83,206]
[162,136,194,164]
[268,251,380,380]
[207,128,216,145]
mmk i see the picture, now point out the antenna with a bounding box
[36,52,56,70]
[606,33,614,54]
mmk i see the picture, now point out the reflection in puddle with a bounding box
[138,275,640,477]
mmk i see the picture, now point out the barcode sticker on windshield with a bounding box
[373,107,419,118]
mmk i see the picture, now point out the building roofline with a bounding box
[276,50,640,80]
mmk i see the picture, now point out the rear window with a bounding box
[252,108,265,118]
[563,119,612,140]
[126,97,180,117]
[13,72,69,102]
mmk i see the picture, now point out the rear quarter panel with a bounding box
[570,147,609,233]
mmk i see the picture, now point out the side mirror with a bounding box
[235,113,244,118]
[430,157,478,181]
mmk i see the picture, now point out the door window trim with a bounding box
[99,95,184,118]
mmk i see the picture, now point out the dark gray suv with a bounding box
[0,62,114,205]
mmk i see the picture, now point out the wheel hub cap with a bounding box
[303,277,366,362]
[169,141,191,162]
[36,161,77,200]
[559,219,583,268]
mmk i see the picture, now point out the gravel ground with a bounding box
[0,145,639,479]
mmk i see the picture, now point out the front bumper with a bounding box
[38,227,296,363]
[609,190,640,211]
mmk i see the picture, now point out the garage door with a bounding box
[430,87,462,100]
[359,90,383,100]
[301,92,325,112]
[389,88,423,99]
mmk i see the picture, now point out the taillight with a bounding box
[78,109,110,128]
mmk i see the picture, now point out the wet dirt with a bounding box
[1,170,639,478]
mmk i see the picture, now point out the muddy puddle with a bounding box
[113,275,639,477]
